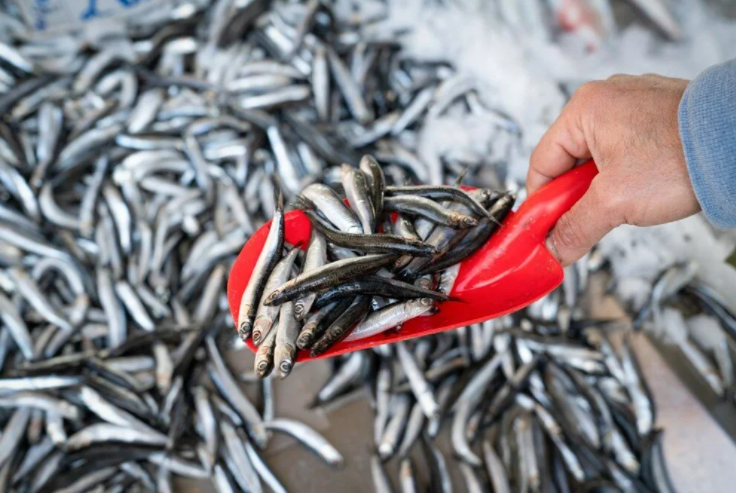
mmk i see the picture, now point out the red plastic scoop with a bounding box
[227,160,598,362]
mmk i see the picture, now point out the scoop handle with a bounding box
[514,160,599,244]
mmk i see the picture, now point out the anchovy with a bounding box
[0,293,35,360]
[483,439,511,493]
[148,453,209,479]
[275,301,301,378]
[392,84,435,135]
[438,263,461,295]
[227,74,293,96]
[244,440,288,493]
[422,436,453,493]
[238,188,285,340]
[0,392,80,420]
[77,386,161,436]
[294,231,327,320]
[621,336,654,437]
[238,85,311,110]
[115,280,155,331]
[452,353,503,465]
[297,302,338,350]
[315,275,447,310]
[213,464,237,493]
[220,421,263,493]
[398,457,418,493]
[374,358,393,444]
[396,342,439,419]
[346,298,436,342]
[385,185,491,219]
[253,248,301,346]
[206,337,268,449]
[97,267,127,348]
[300,183,362,234]
[393,214,420,242]
[396,402,426,457]
[211,394,243,427]
[1,161,40,221]
[254,324,279,378]
[379,393,411,459]
[264,254,398,306]
[384,196,477,229]
[459,462,484,493]
[0,408,30,468]
[8,267,73,332]
[267,125,301,195]
[311,296,372,357]
[192,387,218,471]
[12,437,55,483]
[0,42,34,74]
[66,424,168,450]
[419,194,515,274]
[128,88,165,134]
[326,47,372,124]
[0,376,82,394]
[266,418,344,467]
[1,69,57,116]
[304,208,435,256]
[371,455,395,493]
[315,352,365,404]
[312,44,330,121]
[0,225,70,261]
[342,164,375,234]
[54,467,118,493]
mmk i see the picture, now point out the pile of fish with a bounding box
[632,260,736,402]
[342,318,676,493]
[0,0,688,491]
[237,156,515,376]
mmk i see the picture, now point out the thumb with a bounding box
[546,183,620,267]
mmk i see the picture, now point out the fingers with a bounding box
[546,179,621,266]
[527,87,593,194]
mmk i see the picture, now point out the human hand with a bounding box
[527,74,699,266]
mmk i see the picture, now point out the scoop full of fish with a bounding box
[230,155,515,377]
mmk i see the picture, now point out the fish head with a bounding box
[238,319,253,341]
[476,189,496,207]
[275,346,295,379]
[251,317,272,345]
[460,215,478,228]
[255,356,273,378]
[264,289,281,306]
[407,297,436,316]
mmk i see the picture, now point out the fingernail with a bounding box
[545,235,562,263]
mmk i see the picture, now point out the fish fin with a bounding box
[295,193,315,210]
[454,167,469,186]
[306,395,322,410]
[285,196,306,212]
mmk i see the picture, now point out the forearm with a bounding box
[679,59,736,229]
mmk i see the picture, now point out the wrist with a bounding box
[679,60,736,229]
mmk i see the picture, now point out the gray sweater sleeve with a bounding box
[679,59,736,229]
